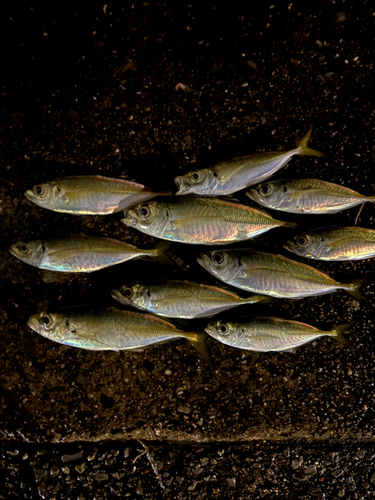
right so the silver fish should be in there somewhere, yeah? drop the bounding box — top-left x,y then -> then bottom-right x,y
25,175 -> 171,215
122,197 -> 295,245
197,249 -> 369,300
111,279 -> 272,319
9,235 -> 165,272
247,178 -> 375,214
27,307 -> 210,361
174,129 -> 323,196
284,226 -> 375,261
205,316 -> 354,352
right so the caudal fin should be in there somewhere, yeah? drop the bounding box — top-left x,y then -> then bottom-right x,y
147,241 -> 172,261
281,220 -> 299,229
157,190 -> 173,197
190,331 -> 213,367
332,321 -> 356,349
246,294 -> 274,305
296,129 -> 325,157
347,276 -> 374,302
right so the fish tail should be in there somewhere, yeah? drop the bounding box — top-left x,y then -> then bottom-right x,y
189,331 -> 213,367
147,241 -> 172,261
281,220 -> 299,229
346,276 -> 374,302
331,321 -> 356,350
296,129 -> 325,157
246,294 -> 274,305
157,190 -> 173,197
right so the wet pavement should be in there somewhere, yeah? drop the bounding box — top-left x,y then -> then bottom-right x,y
1,1 -> 375,498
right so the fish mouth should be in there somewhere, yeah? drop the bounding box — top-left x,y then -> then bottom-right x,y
204,324 -> 218,338
196,254 -> 212,272
27,315 -> 41,333
25,189 -> 36,202
245,188 -> 258,200
8,244 -> 18,258
121,209 -> 138,227
282,241 -> 294,253
174,177 -> 189,196
111,288 -> 128,305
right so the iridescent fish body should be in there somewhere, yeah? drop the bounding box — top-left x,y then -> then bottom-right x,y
205,316 -> 354,352
174,130 -> 323,197
122,197 -> 295,245
112,279 -> 271,319
25,175 -> 171,215
284,226 -> 375,261
247,178 -> 375,214
197,249 -> 368,300
9,235 -> 163,272
27,307 -> 209,361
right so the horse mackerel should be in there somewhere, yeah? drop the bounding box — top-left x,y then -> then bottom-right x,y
197,249 -> 370,300
205,316 -> 355,352
174,129 -> 323,197
112,279 -> 272,319
28,307 -> 211,363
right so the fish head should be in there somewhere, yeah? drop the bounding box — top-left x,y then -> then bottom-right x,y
175,168 -> 217,196
9,240 -> 46,268
197,250 -> 241,282
122,201 -> 164,236
247,180 -> 287,209
283,232 -> 324,259
28,310 -> 70,343
111,283 -> 149,310
205,320 -> 238,345
25,181 -> 63,210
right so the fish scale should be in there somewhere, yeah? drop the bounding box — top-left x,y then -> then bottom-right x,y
27,307 -> 211,363
205,316 -> 354,352
25,175 -> 171,215
284,226 -> 375,261
112,279 -> 271,319
9,235 -> 163,272
174,129 -> 323,197
247,178 -> 375,214
198,249 -> 369,300
122,197 -> 295,245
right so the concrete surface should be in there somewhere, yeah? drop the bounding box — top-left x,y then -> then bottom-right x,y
1,1 -> 375,498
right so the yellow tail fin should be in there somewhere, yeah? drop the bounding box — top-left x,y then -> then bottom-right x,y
296,129 -> 325,157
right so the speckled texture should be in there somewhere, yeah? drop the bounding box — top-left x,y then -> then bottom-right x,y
1,441 -> 375,499
1,0 -> 375,497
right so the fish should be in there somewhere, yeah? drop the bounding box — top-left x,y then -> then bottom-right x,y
9,235 -> 166,272
197,249 -> 371,300
111,279 -> 272,319
246,178 -> 375,214
121,197 -> 296,245
27,307 -> 211,362
174,129 -> 323,197
205,316 -> 354,352
25,175 -> 172,215
284,226 -> 375,261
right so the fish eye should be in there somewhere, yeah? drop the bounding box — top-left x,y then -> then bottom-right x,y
218,323 -> 230,335
33,185 -> 45,197
19,242 -> 29,253
123,287 -> 133,298
212,252 -> 225,265
260,184 -> 271,195
139,204 -> 151,219
191,171 -> 200,181
296,235 -> 309,247
41,314 -> 52,327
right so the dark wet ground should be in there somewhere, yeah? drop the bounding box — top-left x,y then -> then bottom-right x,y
1,1 -> 375,498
